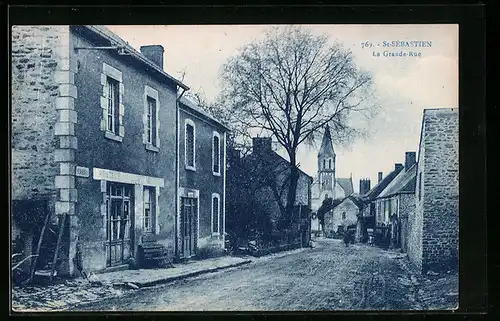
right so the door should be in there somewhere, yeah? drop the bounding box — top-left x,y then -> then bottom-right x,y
180,197 -> 198,258
106,183 -> 134,267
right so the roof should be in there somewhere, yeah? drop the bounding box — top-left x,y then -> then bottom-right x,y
328,194 -> 363,212
75,26 -> 189,90
318,198 -> 343,213
337,178 -> 354,196
377,163 -> 417,198
179,97 -> 230,131
244,148 -> 313,181
362,166 -> 404,201
318,124 -> 335,157
347,194 -> 364,209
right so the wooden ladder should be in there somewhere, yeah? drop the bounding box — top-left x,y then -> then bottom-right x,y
49,213 -> 68,282
25,206 -> 51,285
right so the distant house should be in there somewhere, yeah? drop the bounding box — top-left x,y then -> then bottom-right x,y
177,97 -> 230,259
375,152 -> 417,251
356,165 -> 404,244
227,137 -> 313,250
407,108 -> 458,273
323,195 -> 363,238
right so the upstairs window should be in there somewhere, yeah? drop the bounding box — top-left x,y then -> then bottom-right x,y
329,159 -> 332,169
212,132 -> 221,175
323,159 -> 326,169
185,119 -> 196,170
146,97 -> 157,146
143,85 -> 160,151
101,63 -> 124,142
106,77 -> 120,134
342,212 -> 346,220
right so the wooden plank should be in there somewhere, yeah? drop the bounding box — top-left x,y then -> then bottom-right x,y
50,214 -> 67,282
26,204 -> 51,284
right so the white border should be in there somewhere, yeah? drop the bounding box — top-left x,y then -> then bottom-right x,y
222,131 -> 227,245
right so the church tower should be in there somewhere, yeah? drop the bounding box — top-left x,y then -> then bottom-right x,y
317,124 -> 336,200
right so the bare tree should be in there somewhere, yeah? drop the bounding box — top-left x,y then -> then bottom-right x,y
220,25 -> 377,220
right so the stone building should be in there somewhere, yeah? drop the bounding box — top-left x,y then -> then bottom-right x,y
375,152 -> 417,251
11,25 -> 227,276
177,97 -> 229,259
323,195 -> 362,238
356,166 -> 403,243
311,125 -> 354,233
407,108 -> 459,273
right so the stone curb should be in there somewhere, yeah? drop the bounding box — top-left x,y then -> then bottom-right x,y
134,259 -> 253,288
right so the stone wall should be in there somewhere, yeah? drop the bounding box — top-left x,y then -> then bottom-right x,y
11,25 -> 80,275
409,108 -> 459,273
398,193 -> 415,253
11,26 -> 68,203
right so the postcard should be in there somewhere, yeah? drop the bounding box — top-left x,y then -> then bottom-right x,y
11,23 -> 458,312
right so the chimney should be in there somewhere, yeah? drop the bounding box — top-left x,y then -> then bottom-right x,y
405,152 -> 416,170
359,179 -> 371,195
140,45 -> 164,70
378,172 -> 383,183
252,137 -> 272,155
395,163 -> 404,171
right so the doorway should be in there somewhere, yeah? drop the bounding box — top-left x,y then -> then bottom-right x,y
180,196 -> 198,258
105,183 -> 134,267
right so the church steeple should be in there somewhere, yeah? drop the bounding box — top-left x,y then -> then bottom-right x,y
317,124 -> 336,199
318,124 -> 335,158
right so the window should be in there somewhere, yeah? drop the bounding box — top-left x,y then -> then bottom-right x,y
185,120 -> 196,170
377,202 -> 381,223
329,159 -> 332,169
385,200 -> 390,222
342,212 -> 346,220
106,77 -> 120,134
212,132 -> 221,175
146,97 -> 157,146
101,63 -> 124,142
212,193 -> 220,234
418,172 -> 422,201
323,159 -> 326,169
143,187 -> 155,233
143,85 -> 160,151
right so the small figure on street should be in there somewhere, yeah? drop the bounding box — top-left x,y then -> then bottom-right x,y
368,235 -> 375,246
343,230 -> 351,247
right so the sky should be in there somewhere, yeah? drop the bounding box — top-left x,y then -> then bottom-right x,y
107,24 -> 458,193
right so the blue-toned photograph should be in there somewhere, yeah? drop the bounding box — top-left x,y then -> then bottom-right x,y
10,24 -> 459,312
